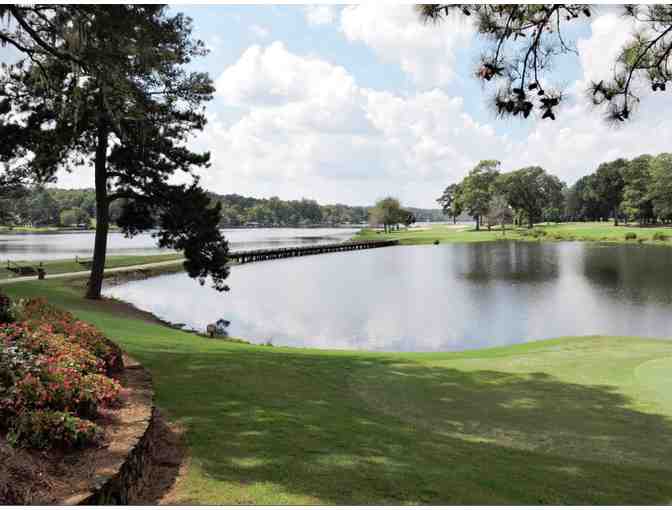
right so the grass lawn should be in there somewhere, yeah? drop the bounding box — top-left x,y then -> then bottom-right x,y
355,221 -> 672,246
0,253 -> 183,280
0,225 -> 122,233
3,278 -> 672,504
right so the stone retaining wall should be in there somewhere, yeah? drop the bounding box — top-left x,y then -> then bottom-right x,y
60,357 -> 160,505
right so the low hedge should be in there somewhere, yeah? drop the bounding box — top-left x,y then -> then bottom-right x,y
0,297 -> 122,449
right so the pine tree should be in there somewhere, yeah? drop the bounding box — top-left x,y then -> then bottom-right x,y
417,5 -> 672,121
0,6 -> 228,298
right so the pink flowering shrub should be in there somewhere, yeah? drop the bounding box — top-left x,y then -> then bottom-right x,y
7,410 -> 102,449
0,297 -> 122,449
14,299 -> 121,370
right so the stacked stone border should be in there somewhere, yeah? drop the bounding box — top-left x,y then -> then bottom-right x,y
60,355 -> 159,505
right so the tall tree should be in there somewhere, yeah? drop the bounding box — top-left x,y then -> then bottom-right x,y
648,153 -> 672,222
369,197 -> 404,233
417,5 -> 672,122
0,6 -> 228,298
459,160 -> 500,231
401,210 -> 416,228
622,155 -> 654,224
498,166 -> 564,228
436,183 -> 463,224
593,159 -> 627,226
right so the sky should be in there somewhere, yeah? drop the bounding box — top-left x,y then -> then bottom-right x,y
8,4 -> 672,208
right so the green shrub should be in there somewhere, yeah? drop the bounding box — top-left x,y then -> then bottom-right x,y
624,232 -> 637,240
652,231 -> 669,241
524,228 -> 547,238
7,410 -> 101,449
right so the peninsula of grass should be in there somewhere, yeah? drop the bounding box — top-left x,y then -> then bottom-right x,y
3,277 -> 672,504
0,253 -> 183,280
0,225 -> 122,234
355,221 -> 672,246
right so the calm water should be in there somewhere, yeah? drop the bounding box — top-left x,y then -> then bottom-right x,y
0,227 -> 359,261
104,242 -> 672,352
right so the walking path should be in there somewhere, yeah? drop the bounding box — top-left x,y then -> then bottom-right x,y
0,258 -> 186,285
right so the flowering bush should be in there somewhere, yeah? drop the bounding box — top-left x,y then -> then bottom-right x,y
7,410 -> 102,449
13,299 -> 121,371
0,297 -> 123,449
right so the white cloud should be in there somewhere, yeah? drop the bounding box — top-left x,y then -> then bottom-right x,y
216,41 -> 360,110
340,4 -> 473,87
249,24 -> 269,40
200,42 -> 509,205
576,12 -> 634,85
37,9 -> 672,207
304,5 -> 336,27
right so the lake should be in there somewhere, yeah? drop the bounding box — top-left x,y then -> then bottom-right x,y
104,241 -> 672,352
0,227 -> 360,261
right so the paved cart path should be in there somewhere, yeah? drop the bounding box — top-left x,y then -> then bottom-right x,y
0,258 -> 186,285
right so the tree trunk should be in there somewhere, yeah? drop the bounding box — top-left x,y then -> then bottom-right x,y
475,215 -> 480,231
613,208 -> 619,226
528,215 -> 533,229
453,216 -> 456,225
85,117 -> 110,300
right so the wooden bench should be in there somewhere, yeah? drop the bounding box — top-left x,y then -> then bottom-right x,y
7,265 -> 37,276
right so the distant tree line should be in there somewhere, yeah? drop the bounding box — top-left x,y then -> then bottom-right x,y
0,188 -> 446,229
211,193 -> 443,227
0,187 -> 125,228
437,153 -> 672,230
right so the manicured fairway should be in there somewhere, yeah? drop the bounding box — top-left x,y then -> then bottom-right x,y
3,279 -> 672,504
355,222 -> 672,246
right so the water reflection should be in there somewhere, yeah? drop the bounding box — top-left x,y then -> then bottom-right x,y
455,242 -> 560,284
104,242 -> 672,352
581,244 -> 672,304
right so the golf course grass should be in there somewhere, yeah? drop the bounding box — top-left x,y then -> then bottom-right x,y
0,253 -> 183,280
355,221 -> 672,246
3,277 -> 672,504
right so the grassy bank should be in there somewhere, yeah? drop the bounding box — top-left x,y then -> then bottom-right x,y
2,277 -> 672,504
0,225 -> 122,234
355,222 -> 672,246
0,253 -> 183,280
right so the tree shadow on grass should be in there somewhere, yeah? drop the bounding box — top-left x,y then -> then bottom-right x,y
151,348 -> 672,505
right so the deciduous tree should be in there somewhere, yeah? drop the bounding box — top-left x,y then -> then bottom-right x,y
498,166 -> 564,228
459,160 -> 501,231
436,183 -> 463,224
648,153 -> 672,221
593,159 -> 627,226
622,155 -> 654,224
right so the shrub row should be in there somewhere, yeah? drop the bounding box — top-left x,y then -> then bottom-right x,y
0,297 -> 122,449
